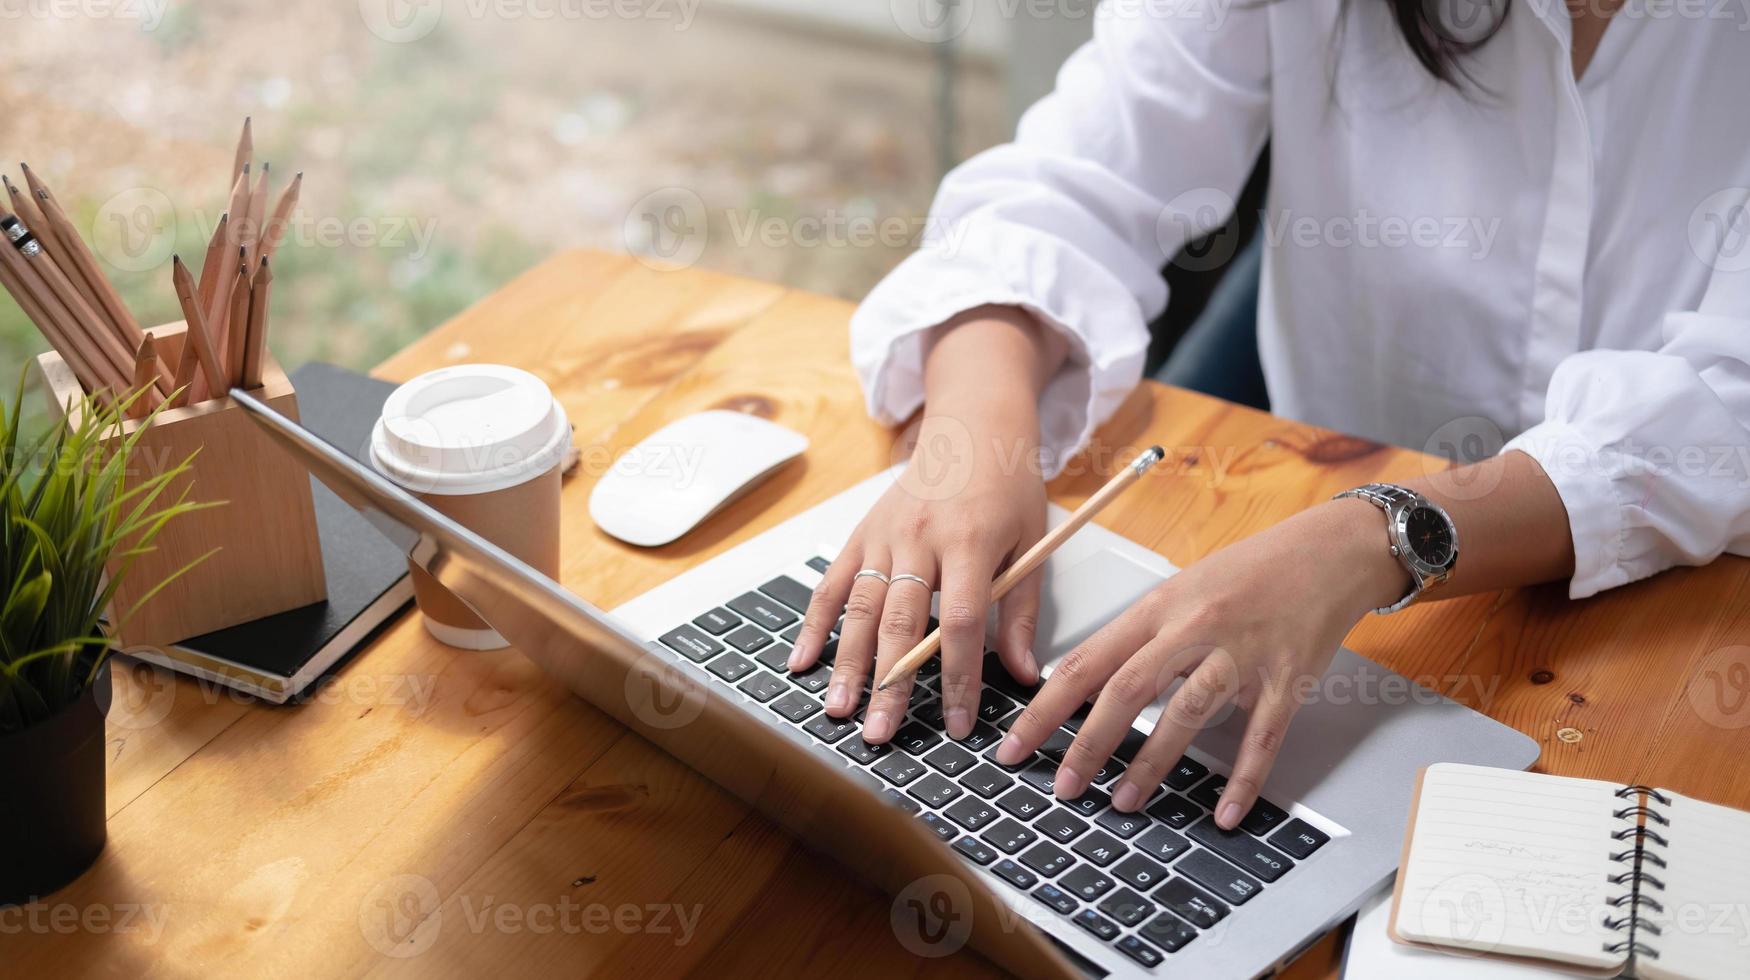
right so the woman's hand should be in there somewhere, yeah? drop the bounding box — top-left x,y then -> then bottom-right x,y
788,306 -> 1068,743
994,498 -> 1412,829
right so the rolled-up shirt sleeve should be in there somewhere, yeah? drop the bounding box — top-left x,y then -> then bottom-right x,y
1505,230 -> 1750,598
850,5 -> 1272,477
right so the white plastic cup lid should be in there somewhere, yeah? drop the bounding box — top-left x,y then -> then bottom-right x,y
370,364 -> 570,495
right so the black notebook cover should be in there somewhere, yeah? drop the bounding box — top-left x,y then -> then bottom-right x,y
159,363 -> 413,699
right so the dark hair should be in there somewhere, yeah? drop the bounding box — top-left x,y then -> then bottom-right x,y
1383,0 -> 1513,85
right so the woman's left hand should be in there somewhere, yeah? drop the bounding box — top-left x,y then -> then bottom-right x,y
993,497 -> 1412,830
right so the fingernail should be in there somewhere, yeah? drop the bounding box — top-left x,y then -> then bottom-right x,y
865,708 -> 895,741
1111,782 -> 1142,811
1022,651 -> 1039,682
994,734 -> 1025,766
1053,767 -> 1083,799
944,707 -> 971,740
1218,802 -> 1243,828
825,681 -> 851,714
787,647 -> 805,671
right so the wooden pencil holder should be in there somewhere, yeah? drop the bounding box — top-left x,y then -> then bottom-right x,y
34,321 -> 327,651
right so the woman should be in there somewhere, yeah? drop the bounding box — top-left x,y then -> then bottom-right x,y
788,1 -> 1750,830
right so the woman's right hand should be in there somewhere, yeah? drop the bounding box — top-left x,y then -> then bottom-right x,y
786,308 -> 1068,743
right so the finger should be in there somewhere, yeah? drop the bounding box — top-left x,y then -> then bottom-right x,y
1215,690 -> 1297,829
994,597 -> 1160,766
993,518 -> 1045,685
1095,652 -> 1241,805
937,543 -> 1002,740
791,540 -> 860,672
1053,636 -> 1204,800
862,550 -> 938,743
824,546 -> 890,718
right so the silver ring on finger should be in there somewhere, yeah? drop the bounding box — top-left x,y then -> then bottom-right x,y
854,568 -> 891,585
889,573 -> 932,590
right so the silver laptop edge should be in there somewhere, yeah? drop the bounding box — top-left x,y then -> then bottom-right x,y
234,390 -> 1540,978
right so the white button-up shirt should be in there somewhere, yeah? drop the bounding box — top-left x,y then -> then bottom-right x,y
851,0 -> 1750,598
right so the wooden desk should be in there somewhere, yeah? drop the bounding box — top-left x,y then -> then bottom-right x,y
7,250 -> 1747,978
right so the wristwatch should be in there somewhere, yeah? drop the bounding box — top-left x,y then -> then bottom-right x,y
1333,483 -> 1459,614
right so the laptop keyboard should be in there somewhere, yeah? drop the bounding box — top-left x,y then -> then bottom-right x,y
657,565 -> 1331,970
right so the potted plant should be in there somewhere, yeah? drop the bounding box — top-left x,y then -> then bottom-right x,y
0,375 -> 209,906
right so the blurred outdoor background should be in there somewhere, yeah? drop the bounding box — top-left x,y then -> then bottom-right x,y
2,0 -> 1094,416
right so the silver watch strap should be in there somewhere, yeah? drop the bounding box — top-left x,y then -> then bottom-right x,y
1334,483 -> 1423,614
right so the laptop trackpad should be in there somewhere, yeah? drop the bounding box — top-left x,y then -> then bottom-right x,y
1033,548 -> 1168,667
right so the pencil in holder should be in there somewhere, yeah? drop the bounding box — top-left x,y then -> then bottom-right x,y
33,320 -> 327,651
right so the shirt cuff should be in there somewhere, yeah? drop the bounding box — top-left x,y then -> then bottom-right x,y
1501,420 -> 1629,599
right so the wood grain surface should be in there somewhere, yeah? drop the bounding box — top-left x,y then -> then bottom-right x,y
5,249 -> 1746,979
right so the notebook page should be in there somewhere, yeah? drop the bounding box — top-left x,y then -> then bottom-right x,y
1395,764 -> 1623,971
1638,792 -> 1750,980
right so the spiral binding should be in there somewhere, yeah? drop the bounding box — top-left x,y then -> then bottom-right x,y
1602,785 -> 1672,961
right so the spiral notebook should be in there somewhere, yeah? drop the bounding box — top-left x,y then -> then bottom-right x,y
1389,764 -> 1750,980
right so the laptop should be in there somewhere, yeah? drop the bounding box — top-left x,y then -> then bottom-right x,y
233,390 -> 1540,978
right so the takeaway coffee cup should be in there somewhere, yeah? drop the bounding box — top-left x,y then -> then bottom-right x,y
370,364 -> 570,650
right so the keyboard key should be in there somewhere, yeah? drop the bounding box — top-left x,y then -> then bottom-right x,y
706,653 -> 756,682
736,671 -> 787,702
1091,758 -> 1126,785
1152,876 -> 1229,929
1019,841 -> 1074,877
945,798 -> 1000,831
873,753 -> 928,787
976,692 -> 1017,725
1111,727 -> 1150,762
803,713 -> 857,744
1115,935 -> 1164,968
1031,883 -> 1078,915
1018,761 -> 1058,793
883,789 -> 919,814
1166,756 -> 1209,791
692,607 -> 741,635
758,575 -> 815,614
728,591 -> 798,631
1176,849 -> 1263,905
789,663 -> 832,694
1071,830 -> 1127,867
1095,808 -> 1150,840
1061,865 -> 1116,901
1135,825 -> 1192,864
910,699 -> 945,728
658,624 -> 723,662
1188,774 -> 1227,810
754,642 -> 794,673
1037,729 -> 1075,764
979,818 -> 1037,854
1146,793 -> 1202,830
780,623 -> 802,644
924,743 -> 977,777
960,722 -> 1001,752
805,555 -> 832,574
958,764 -> 1015,799
917,812 -> 957,842
1097,887 -> 1156,927
1064,787 -> 1112,819
1238,798 -> 1291,837
769,690 -> 821,723
1139,911 -> 1199,953
983,744 -> 1032,773
990,859 -> 1038,890
723,624 -> 773,654
952,837 -> 997,866
982,658 -> 1040,701
1187,816 -> 1295,882
996,786 -> 1050,821
907,774 -> 963,809
837,737 -> 889,765
1111,854 -> 1170,891
892,720 -> 943,756
1071,908 -> 1121,942
1035,810 -> 1090,844
1268,818 -> 1331,859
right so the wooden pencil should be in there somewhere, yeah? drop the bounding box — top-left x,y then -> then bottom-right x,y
233,117 -> 253,186
20,164 -> 152,359
225,165 -> 251,247
2,206 -> 139,389
3,175 -> 50,251
171,255 -> 228,396
195,212 -> 229,326
243,162 -> 271,265
242,256 -> 271,388
225,254 -> 251,386
202,216 -> 244,351
875,446 -> 1168,691
127,334 -> 159,419
261,171 -> 301,261
0,228 -> 126,392
0,249 -> 108,398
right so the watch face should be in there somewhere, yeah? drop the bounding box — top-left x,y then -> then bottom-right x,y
1404,506 -> 1455,567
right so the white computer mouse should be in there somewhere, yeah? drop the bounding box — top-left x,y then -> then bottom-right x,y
589,410 -> 808,547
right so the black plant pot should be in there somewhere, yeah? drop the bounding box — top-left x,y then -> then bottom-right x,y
0,662 -> 112,906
